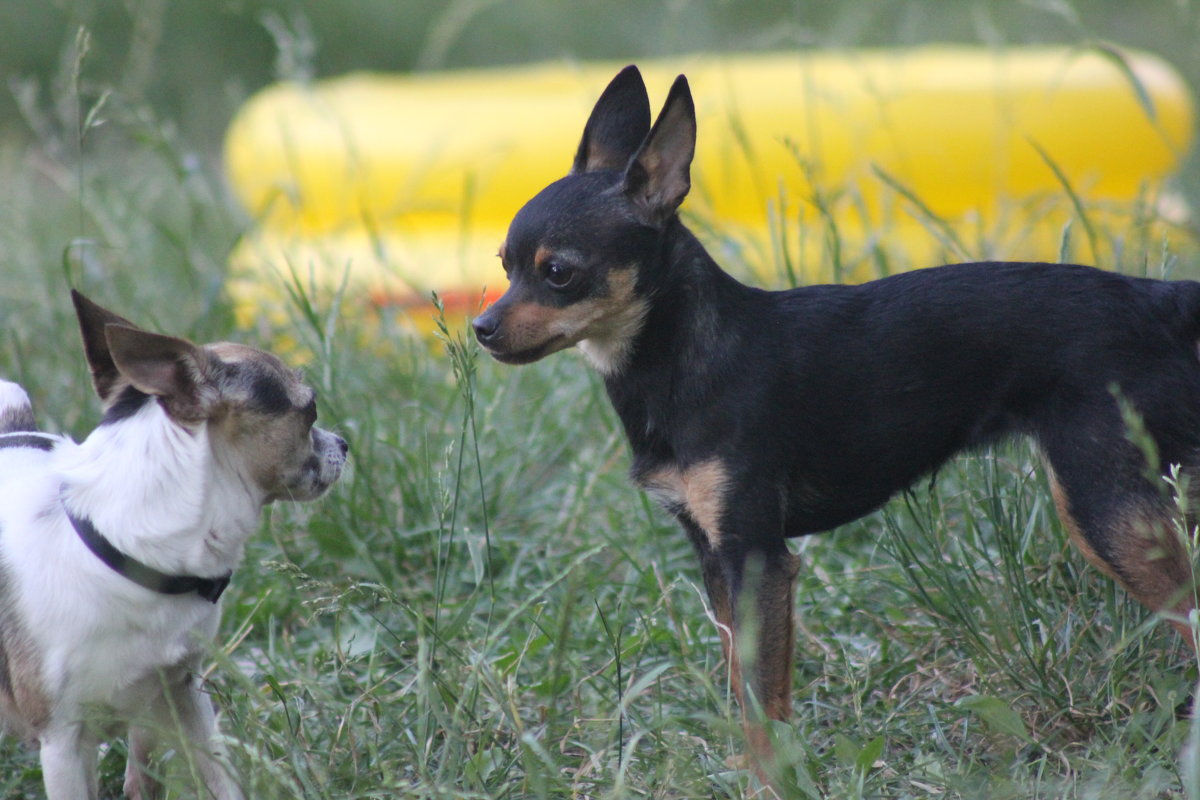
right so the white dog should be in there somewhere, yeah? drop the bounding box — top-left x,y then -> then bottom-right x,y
0,291 -> 347,799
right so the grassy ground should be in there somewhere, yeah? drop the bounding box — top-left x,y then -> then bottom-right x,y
5,6 -> 1200,800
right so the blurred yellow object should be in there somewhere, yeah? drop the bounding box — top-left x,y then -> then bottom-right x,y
224,47 -> 1193,328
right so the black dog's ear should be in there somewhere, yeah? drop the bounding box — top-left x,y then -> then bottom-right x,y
572,65 -> 652,174
72,289 -> 140,403
623,74 -> 696,226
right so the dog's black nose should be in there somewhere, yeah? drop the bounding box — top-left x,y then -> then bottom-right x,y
472,312 -> 500,344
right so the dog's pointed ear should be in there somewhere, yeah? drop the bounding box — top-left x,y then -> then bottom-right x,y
72,290 -> 140,402
104,325 -> 211,420
623,74 -> 696,226
572,65 -> 652,174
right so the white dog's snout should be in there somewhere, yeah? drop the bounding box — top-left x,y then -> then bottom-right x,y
313,427 -> 349,479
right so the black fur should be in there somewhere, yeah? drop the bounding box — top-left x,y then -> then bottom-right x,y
474,65 -> 1200,777
0,435 -> 54,452
101,385 -> 155,426
624,247 -> 1200,538
246,369 -> 296,415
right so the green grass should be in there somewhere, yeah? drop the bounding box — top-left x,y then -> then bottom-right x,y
7,7 -> 1200,799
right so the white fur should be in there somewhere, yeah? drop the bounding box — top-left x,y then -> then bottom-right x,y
0,379 -> 35,433
575,274 -> 650,376
0,401 -> 256,800
57,401 -> 261,577
580,332 -> 639,375
0,380 -> 31,415
0,294 -> 347,799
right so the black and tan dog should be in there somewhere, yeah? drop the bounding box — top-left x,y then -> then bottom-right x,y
474,65 -> 1200,775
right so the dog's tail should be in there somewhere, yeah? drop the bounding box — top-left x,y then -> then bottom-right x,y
0,380 -> 36,434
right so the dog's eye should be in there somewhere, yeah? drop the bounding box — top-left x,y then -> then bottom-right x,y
545,261 -> 575,289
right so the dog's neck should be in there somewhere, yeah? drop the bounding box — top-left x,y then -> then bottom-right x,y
600,219 -> 755,458
57,397 -> 262,578
626,222 -> 750,365
580,218 -> 737,377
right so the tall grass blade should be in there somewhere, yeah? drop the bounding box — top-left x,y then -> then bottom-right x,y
871,164 -> 972,261
1027,137 -> 1100,263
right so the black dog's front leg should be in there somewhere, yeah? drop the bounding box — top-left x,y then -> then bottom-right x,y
680,518 -> 738,680
683,505 -> 801,777
726,542 -> 802,750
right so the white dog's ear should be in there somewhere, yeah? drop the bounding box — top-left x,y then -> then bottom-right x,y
72,289 -> 140,403
104,325 -> 211,421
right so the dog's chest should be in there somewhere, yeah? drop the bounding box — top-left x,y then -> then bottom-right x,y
5,525 -> 217,711
48,598 -> 216,709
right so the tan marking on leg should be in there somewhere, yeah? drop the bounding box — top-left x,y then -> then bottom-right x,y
1047,465 -> 1197,653
692,530 -> 798,793
682,460 -> 730,548
1046,470 -> 1119,581
737,551 -> 802,789
1108,506 -> 1200,656
1109,505 -> 1194,617
123,726 -> 160,800
641,458 -> 730,548
639,465 -> 685,509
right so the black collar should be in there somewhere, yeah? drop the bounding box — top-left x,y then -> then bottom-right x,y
65,506 -> 232,604
0,433 -> 56,451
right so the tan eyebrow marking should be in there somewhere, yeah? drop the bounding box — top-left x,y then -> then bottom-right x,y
534,246 -> 556,273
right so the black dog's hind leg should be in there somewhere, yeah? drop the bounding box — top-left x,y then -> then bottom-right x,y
1044,457 -> 1199,650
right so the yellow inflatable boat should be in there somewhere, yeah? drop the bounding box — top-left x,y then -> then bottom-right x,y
224,47 -> 1193,325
